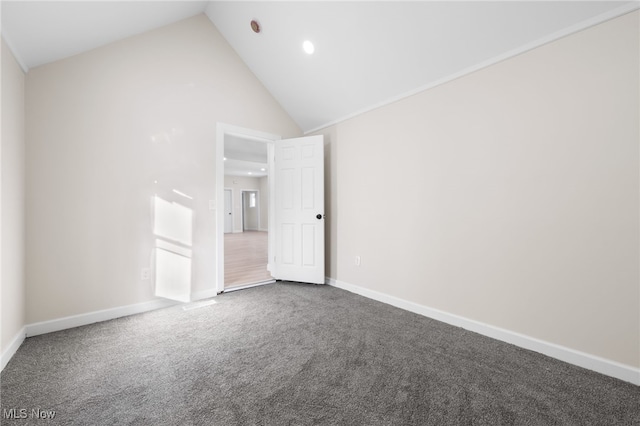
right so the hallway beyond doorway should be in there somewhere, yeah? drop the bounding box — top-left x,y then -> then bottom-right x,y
224,231 -> 271,289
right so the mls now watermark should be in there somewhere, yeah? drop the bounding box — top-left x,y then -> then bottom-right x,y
3,408 -> 56,420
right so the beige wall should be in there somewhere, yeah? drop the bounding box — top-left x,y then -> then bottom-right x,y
316,12 -> 639,368
25,15 -> 301,323
1,38 -> 26,353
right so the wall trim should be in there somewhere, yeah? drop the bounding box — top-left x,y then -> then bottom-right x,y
9,279 -> 638,386
191,288 -> 219,301
223,280 -> 275,293
326,277 -> 640,386
23,290 -> 221,339
1,327 -> 26,371
304,3 -> 640,135
25,298 -> 180,337
6,292 -> 217,369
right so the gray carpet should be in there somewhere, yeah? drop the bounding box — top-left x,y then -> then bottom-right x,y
1,282 -> 638,425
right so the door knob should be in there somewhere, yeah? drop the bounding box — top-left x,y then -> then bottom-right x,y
316,214 -> 323,220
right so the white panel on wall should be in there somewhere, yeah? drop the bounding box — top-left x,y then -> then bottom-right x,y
155,245 -> 191,303
153,196 -> 193,246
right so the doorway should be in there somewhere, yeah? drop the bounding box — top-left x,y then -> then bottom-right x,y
225,187 -> 269,289
216,124 -> 279,293
242,190 -> 259,231
215,124 -> 326,293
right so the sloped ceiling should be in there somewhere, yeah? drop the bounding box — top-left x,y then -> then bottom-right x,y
1,1 -> 210,69
205,1 -> 637,133
2,1 -> 637,134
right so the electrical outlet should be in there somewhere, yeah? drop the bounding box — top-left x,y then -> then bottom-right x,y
355,256 -> 361,266
141,268 -> 151,280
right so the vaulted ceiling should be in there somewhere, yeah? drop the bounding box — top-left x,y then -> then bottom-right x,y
205,1 -> 637,133
2,1 -> 637,134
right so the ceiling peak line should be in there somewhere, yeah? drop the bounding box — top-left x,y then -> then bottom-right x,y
303,1 -> 640,135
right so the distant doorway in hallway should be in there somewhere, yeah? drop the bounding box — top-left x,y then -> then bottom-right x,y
224,189 -> 232,234
241,190 -> 260,231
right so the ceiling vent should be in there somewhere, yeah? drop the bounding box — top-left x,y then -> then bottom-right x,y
250,20 -> 260,34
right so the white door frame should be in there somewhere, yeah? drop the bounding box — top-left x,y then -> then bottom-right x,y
215,123 -> 280,294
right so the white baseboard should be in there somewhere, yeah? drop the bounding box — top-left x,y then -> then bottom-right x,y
326,277 -> 640,386
25,298 -> 180,337
223,280 -> 275,293
1,327 -> 26,371
23,288 -> 223,340
191,288 -> 219,301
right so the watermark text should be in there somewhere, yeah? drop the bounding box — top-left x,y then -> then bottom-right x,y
3,408 -> 56,420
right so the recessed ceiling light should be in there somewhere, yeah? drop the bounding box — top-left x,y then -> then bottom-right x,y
248,172 -> 253,175
303,40 -> 314,55
260,168 -> 266,171
223,157 -> 227,161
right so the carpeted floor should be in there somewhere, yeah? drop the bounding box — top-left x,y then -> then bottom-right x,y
1,282 -> 638,425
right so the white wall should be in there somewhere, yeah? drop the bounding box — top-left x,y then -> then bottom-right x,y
25,15 -> 301,324
317,12 -> 639,370
1,38 -> 26,357
224,175 -> 262,233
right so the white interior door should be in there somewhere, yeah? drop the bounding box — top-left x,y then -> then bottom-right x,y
272,135 -> 324,284
224,189 -> 232,233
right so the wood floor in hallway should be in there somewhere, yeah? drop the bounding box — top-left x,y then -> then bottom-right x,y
224,231 -> 272,289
